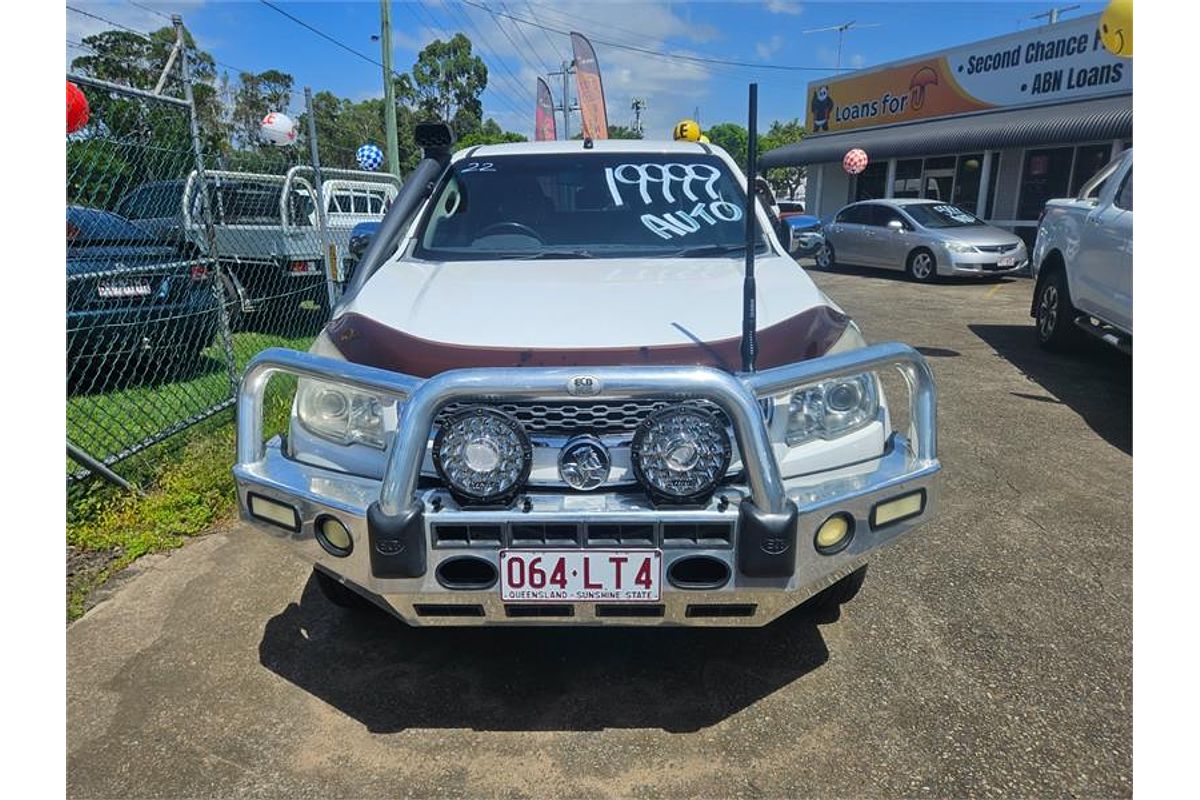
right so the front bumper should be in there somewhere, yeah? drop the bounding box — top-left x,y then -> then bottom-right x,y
233,343 -> 940,626
941,247 -> 1029,276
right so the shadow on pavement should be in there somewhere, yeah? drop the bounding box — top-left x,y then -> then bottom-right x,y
259,574 -> 831,733
970,323 -> 1131,455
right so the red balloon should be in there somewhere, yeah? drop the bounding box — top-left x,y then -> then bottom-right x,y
67,81 -> 89,134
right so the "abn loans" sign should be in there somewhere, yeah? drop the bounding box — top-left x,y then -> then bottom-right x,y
806,14 -> 1131,135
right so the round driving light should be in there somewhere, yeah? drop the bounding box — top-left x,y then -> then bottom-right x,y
631,406 -> 732,504
316,515 -> 353,557
814,513 -> 854,555
432,407 -> 532,505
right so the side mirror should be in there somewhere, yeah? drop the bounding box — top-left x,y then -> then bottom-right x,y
887,219 -> 905,232
776,218 -> 797,253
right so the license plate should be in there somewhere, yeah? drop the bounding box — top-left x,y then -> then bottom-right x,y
97,279 -> 152,298
500,549 -> 662,602
997,256 -> 1016,267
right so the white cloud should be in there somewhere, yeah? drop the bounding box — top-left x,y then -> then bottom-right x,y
67,1 -> 210,68
755,35 -> 784,61
414,1 -> 722,139
765,1 -> 803,16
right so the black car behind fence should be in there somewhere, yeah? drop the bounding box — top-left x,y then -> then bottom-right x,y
66,69 -> 347,495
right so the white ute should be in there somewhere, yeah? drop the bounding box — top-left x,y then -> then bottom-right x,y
232,125 -> 942,627
1031,149 -> 1133,353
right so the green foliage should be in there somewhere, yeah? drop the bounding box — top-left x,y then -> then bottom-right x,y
232,69 -> 295,148
410,33 -> 488,139
458,118 -> 528,148
71,25 -> 228,155
760,118 -> 807,198
606,125 -> 643,140
705,122 -> 748,168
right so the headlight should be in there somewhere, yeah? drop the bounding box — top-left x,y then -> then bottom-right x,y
785,373 -> 879,446
631,407 -> 732,505
432,407 -> 532,505
945,241 -> 977,254
295,378 -> 389,449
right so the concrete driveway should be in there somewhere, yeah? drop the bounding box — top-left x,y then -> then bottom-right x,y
67,265 -> 1131,798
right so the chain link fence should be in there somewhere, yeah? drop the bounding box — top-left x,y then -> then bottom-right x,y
67,29 -> 401,496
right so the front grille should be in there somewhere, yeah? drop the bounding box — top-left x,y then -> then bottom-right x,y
436,399 -> 726,435
974,243 -> 1018,254
431,520 -> 735,549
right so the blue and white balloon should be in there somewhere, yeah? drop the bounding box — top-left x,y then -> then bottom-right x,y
356,144 -> 384,171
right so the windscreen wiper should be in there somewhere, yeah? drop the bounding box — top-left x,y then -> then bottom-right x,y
672,243 -> 763,258
502,249 -> 594,259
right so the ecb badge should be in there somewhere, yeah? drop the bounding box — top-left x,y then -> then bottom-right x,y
558,435 -> 611,491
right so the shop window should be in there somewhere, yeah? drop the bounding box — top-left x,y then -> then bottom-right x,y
1070,144 -> 1115,196
892,159 -> 922,197
1017,146 -> 1073,220
952,153 -> 984,213
852,162 -> 888,201
921,156 -> 956,202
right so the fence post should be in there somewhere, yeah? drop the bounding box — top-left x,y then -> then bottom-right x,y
175,14 -> 239,395
304,87 -> 339,312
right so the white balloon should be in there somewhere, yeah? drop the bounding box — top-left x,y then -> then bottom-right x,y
260,112 -> 297,146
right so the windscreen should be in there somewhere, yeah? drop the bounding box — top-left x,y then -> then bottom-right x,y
412,152 -> 765,260
904,203 -> 984,228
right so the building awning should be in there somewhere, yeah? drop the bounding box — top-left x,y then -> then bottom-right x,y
759,95 -> 1132,168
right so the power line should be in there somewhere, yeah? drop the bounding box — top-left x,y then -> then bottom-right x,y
443,0 -> 536,106
524,1 -> 568,64
501,1 -> 554,75
409,0 -> 531,120
256,0 -> 402,78
125,1 -> 171,21
459,0 -> 840,72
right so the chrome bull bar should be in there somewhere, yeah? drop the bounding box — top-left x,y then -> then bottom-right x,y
237,341 -> 936,513
235,342 -> 938,614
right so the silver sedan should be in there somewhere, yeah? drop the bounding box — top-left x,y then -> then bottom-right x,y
815,199 -> 1028,282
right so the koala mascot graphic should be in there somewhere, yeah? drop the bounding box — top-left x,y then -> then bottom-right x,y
811,86 -> 834,132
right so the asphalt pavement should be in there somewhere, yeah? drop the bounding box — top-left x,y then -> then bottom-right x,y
67,264 -> 1132,798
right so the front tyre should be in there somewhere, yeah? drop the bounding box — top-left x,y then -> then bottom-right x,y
805,565 -> 868,613
815,242 -> 836,269
907,249 -> 937,282
313,567 -> 372,610
1034,268 -> 1080,351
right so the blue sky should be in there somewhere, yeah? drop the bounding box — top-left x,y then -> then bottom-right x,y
66,1 -> 1106,139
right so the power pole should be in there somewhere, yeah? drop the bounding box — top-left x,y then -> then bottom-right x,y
548,60 -> 578,140
1031,5 -> 1080,25
379,0 -> 400,177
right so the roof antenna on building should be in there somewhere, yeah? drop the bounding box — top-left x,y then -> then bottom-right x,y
741,82 -> 759,374
801,20 -> 882,74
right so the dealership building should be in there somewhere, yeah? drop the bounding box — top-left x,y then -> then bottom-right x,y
760,12 -> 1132,249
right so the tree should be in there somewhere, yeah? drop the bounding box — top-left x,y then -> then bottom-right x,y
606,125 -> 643,139
231,70 -> 294,148
71,25 -> 228,154
457,118 -> 527,148
410,33 -> 488,138
705,122 -> 748,169
760,118 -> 807,199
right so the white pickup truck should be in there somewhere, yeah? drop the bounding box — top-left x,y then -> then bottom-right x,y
1031,149 -> 1132,353
231,126 -> 941,628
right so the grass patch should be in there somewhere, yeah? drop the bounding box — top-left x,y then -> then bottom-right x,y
66,332 -> 307,621
68,330 -> 315,477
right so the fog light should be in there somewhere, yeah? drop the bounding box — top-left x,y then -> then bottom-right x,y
316,515 -> 353,557
871,490 -> 926,528
248,493 -> 299,532
814,513 -> 854,554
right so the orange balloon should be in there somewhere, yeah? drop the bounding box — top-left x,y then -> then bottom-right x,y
67,81 -> 89,134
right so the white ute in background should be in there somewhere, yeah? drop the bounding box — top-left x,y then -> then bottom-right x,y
1031,149 -> 1132,353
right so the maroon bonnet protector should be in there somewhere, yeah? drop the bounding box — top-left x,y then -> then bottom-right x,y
326,306 -> 850,378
